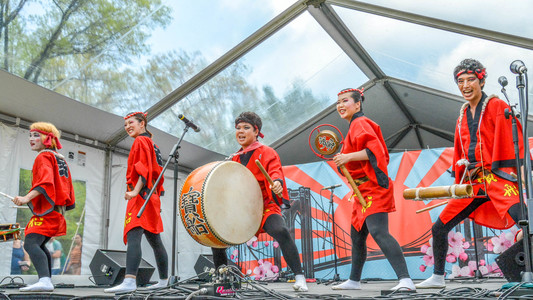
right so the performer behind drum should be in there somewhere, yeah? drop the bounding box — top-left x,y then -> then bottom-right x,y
331,88 -> 415,291
13,122 -> 75,292
211,111 -> 308,292
416,59 -> 523,288
105,112 -> 168,293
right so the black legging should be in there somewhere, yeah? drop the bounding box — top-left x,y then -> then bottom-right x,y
24,233 -> 52,278
126,227 -> 168,279
212,214 -> 303,275
432,199 -> 521,275
349,212 -> 409,281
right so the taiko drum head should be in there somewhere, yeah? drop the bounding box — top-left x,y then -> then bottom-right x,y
179,161 -> 263,248
314,129 -> 340,155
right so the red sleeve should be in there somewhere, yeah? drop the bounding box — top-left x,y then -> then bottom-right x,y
491,99 -> 525,177
31,154 -> 55,197
29,153 -> 56,215
127,136 -> 164,194
262,147 -> 289,200
128,137 -> 152,186
353,119 -> 390,188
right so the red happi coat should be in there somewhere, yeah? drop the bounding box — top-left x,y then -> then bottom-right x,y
232,142 -> 288,231
341,112 -> 395,231
26,150 -> 75,237
443,94 -> 522,229
123,133 -> 165,244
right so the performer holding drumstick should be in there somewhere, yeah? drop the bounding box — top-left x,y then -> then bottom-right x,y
12,122 -> 75,292
211,111 -> 308,292
331,88 -> 415,291
105,112 -> 168,293
416,59 -> 524,288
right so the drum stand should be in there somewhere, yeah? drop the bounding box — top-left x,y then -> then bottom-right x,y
323,185 -> 341,285
137,123 -> 193,285
501,74 -> 533,285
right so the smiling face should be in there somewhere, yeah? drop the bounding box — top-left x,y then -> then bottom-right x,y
29,131 -> 46,151
457,72 -> 484,104
336,93 -> 361,121
124,116 -> 145,138
235,121 -> 257,149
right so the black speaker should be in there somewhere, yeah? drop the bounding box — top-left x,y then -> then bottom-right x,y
89,249 -> 155,286
194,254 -> 238,280
496,241 -> 525,282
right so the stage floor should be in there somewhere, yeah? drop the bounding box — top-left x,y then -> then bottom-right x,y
0,276 -> 530,299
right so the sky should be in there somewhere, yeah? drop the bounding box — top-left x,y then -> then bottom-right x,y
144,0 -> 533,110
15,0 -> 533,152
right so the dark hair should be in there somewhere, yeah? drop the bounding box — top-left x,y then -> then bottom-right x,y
125,112 -> 152,137
453,58 -> 487,88
235,111 -> 262,137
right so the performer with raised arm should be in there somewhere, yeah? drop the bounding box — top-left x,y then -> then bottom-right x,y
416,59 -> 523,288
13,122 -> 75,292
211,111 -> 308,292
105,112 -> 168,294
331,88 -> 415,291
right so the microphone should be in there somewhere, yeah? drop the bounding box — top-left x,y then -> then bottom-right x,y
498,76 -> 508,88
322,184 -> 342,190
178,114 -> 200,132
510,60 -> 527,74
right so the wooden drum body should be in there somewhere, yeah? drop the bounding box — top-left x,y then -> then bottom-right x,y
179,161 -> 263,248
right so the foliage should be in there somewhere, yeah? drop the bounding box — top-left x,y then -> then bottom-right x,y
0,0 -> 171,84
0,1 -> 329,155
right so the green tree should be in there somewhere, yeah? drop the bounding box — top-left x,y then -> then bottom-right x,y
0,0 -> 171,87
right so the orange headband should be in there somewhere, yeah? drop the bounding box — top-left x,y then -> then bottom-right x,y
124,112 -> 147,120
30,129 -> 62,149
338,88 -> 364,97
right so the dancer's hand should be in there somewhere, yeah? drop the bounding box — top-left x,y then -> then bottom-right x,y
13,195 -> 30,206
125,191 -> 138,200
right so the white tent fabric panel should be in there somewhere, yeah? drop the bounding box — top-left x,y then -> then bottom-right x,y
0,122 -> 106,276
0,123 -> 22,275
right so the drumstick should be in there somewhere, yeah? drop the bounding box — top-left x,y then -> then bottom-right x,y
416,200 -> 448,214
340,165 -> 366,206
255,160 -> 282,198
0,191 -> 14,200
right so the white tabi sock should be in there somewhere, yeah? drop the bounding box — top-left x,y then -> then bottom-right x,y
293,274 -> 308,292
104,277 -> 137,293
146,278 -> 169,290
20,277 -> 54,292
331,279 -> 361,290
415,274 -> 445,289
391,278 -> 416,291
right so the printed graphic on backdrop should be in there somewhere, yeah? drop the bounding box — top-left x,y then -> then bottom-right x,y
227,148 -> 518,280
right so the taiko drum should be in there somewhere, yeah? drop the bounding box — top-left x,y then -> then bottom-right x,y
179,161 -> 263,248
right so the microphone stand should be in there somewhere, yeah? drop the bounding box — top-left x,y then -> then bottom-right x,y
501,78 -> 533,283
137,124 -> 192,284
323,185 -> 341,285
514,71 -> 533,283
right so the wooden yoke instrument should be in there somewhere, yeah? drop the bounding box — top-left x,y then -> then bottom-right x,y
308,124 -> 367,207
403,184 -> 474,214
